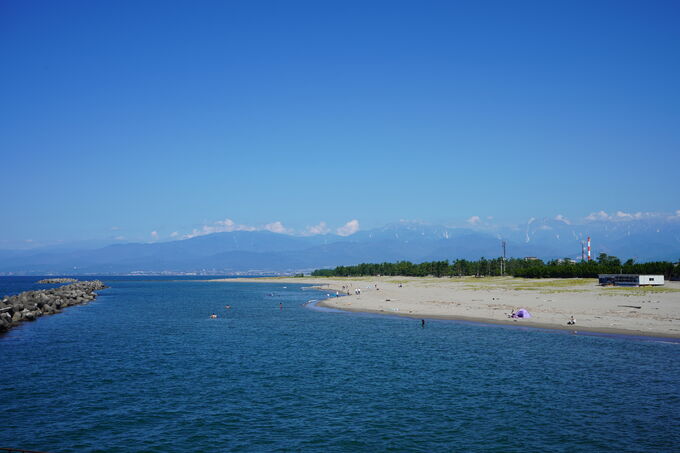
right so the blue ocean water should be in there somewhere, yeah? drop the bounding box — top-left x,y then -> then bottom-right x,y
1,277 -> 678,452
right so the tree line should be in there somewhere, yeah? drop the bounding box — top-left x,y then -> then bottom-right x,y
311,254 -> 680,279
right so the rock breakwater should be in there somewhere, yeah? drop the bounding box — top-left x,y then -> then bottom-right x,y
0,280 -> 108,333
37,278 -> 78,284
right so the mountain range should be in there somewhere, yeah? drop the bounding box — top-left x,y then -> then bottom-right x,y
1,218 -> 679,275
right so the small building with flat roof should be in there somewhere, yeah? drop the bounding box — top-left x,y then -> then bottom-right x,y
598,274 -> 664,286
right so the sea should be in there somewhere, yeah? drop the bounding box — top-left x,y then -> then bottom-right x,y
1,276 -> 678,452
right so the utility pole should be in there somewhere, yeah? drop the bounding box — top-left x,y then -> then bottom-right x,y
501,240 -> 507,276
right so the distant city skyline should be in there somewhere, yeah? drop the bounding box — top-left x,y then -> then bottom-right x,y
2,1 -> 679,248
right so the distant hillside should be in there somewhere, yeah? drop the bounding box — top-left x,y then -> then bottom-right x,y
1,219 -> 678,274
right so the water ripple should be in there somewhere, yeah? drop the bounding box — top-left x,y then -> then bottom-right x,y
1,279 -> 678,451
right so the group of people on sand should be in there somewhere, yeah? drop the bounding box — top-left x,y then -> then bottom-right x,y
338,283 -> 383,296
341,284 -> 357,296
338,284 -> 373,296
340,284 -> 368,296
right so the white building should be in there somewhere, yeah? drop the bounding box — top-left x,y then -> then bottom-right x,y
598,274 -> 664,286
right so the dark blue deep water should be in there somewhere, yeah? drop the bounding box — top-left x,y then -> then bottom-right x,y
1,277 -> 679,452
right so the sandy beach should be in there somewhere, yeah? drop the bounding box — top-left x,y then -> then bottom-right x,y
215,276 -> 680,339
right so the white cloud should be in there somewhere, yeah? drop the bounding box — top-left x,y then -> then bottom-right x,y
110,226 -> 121,231
114,235 -> 126,241
585,210 -> 674,222
150,231 -> 159,240
555,214 -> 571,224
305,221 -> 330,235
467,216 -> 481,225
337,219 -> 360,236
264,221 -> 291,234
585,210 -> 611,221
184,218 -> 256,239
615,210 -> 634,219
170,231 -> 179,238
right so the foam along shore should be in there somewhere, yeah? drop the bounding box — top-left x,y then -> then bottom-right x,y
213,276 -> 680,339
0,280 -> 108,333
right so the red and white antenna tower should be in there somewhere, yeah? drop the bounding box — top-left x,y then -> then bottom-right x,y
587,236 -> 591,261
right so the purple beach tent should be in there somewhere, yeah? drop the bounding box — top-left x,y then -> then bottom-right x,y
515,308 -> 531,318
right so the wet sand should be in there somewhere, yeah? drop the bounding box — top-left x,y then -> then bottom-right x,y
212,276 -> 680,339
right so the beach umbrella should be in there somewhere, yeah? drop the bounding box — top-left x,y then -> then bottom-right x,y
515,308 -> 531,318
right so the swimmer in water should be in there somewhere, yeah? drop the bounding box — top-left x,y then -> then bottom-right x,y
210,313 -> 217,319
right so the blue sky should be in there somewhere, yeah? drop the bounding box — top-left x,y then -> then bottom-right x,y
1,0 -> 679,247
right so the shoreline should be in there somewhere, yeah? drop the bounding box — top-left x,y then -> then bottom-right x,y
211,276 -> 680,340
315,299 -> 680,340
